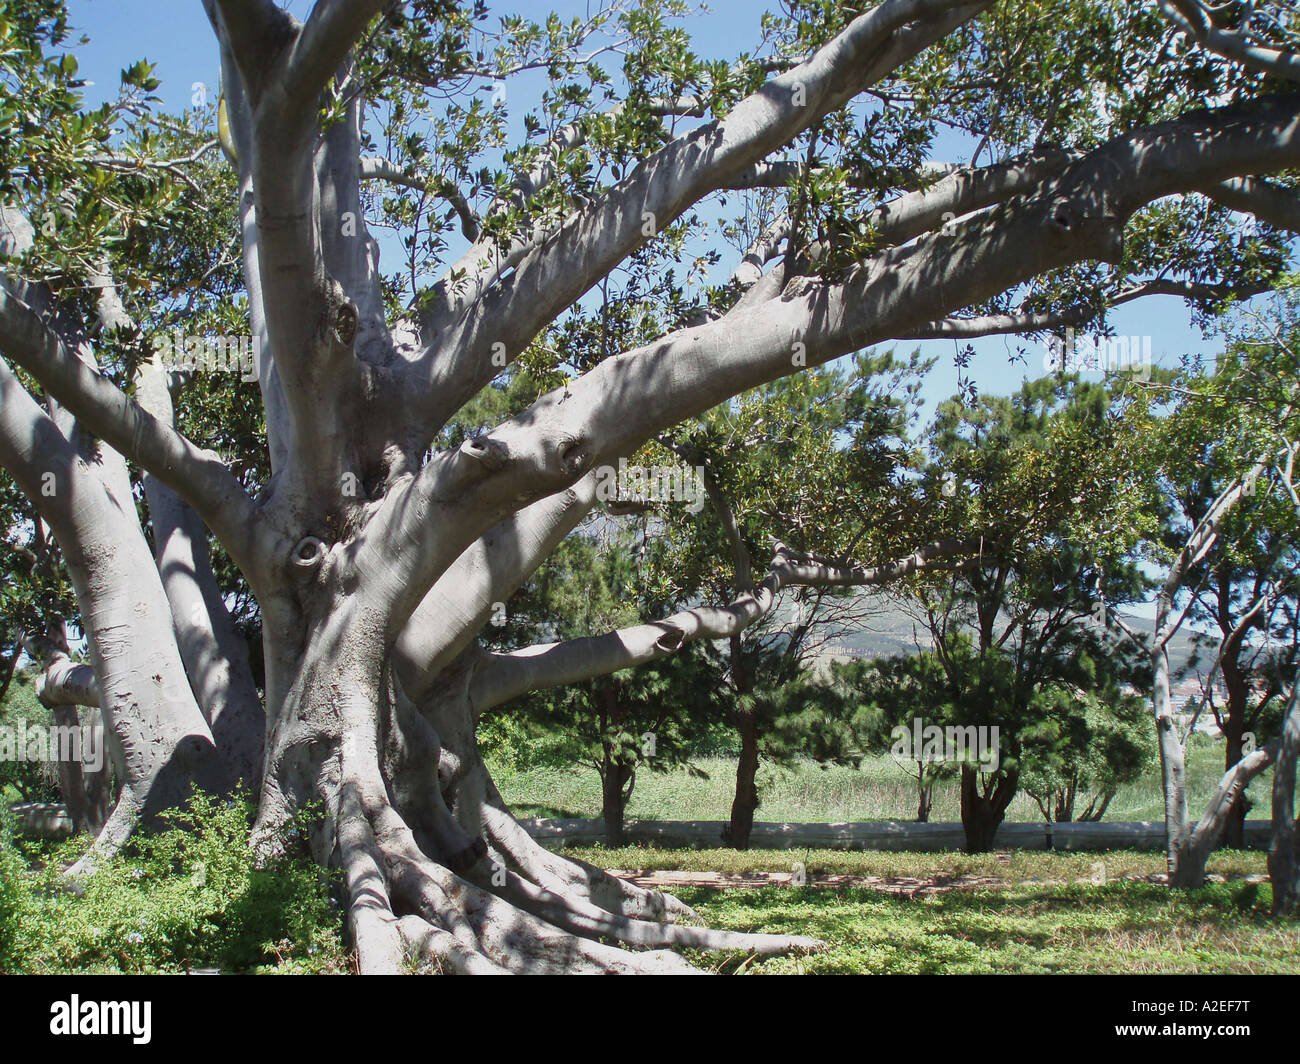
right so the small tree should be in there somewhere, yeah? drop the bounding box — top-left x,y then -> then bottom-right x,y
788,652 -> 959,822
1107,330 -> 1300,887
1020,686 -> 1153,823
909,377 -> 1150,850
482,528 -> 725,846
656,353 -> 933,846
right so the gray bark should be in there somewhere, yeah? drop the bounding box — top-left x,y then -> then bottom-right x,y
1113,462 -> 1280,887
2,0 -> 1300,971
1269,460 -> 1300,913
1269,673 -> 1300,915
0,360 -> 230,868
27,641 -> 112,836
136,363 -> 265,791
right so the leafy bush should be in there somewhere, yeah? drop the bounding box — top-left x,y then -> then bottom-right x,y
0,674 -> 62,803
0,792 -> 347,974
0,806 -> 27,969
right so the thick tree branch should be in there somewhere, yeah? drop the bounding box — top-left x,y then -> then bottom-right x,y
34,653 -> 100,708
393,473 -> 600,701
1190,740 -> 1279,849
204,0 -> 294,104
470,538 -> 981,711
366,92 -> 1300,637
1203,176 -> 1300,232
865,145 -> 1081,248
0,286 -> 265,577
406,0 -> 996,440
136,360 -> 266,788
210,0 -> 390,518
281,0 -> 390,119
215,49 -> 291,473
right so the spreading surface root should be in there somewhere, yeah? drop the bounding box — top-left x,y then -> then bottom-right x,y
342,791 -> 823,974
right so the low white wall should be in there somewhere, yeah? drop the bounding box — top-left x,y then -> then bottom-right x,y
520,817 -> 1275,851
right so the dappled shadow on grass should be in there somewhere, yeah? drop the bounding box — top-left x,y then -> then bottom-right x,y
671,879 -> 1299,975
2,795 -> 347,975
510,804 -> 588,820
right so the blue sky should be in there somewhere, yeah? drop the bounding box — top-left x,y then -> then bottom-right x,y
50,0 -> 1259,634
61,0 -> 1226,417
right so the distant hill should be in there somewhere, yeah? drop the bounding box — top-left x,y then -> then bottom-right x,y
798,592 -> 1204,678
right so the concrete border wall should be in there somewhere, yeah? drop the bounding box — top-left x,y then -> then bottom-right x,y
10,803 -> 1275,851
7,802 -> 75,840
520,817 -> 1275,851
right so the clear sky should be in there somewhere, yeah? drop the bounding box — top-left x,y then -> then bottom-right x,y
60,0 -> 1227,416
50,0 -> 1254,634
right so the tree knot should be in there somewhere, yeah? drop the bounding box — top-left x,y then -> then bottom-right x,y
334,301 -> 358,347
460,435 -> 510,471
291,535 -> 328,571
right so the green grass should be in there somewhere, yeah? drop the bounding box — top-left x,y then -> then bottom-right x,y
0,795 -> 347,975
683,881 -> 1298,973
572,847 -> 1297,974
562,845 -> 1269,881
4,724 -> 1284,975
5,805 -> 1292,973
493,738 -> 1248,823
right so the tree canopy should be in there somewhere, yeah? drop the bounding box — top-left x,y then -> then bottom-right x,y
3,0 -> 1300,971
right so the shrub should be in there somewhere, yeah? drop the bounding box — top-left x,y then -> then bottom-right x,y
0,792 -> 347,974
0,675 -> 63,803
0,806 -> 28,969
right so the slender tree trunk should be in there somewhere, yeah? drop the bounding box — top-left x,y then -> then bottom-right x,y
601,756 -> 632,848
727,713 -> 760,849
1167,836 -> 1211,888
725,634 -> 759,849
1152,645 -> 1196,882
1053,781 -> 1075,822
1079,789 -> 1114,822
48,705 -> 110,835
1222,657 -> 1249,848
960,765 -> 1017,852
916,764 -> 932,822
1269,674 -> 1300,915
137,364 -> 265,792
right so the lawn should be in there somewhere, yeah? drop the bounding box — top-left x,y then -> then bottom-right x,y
7,731 -> 1292,975
5,810 -> 1295,973
492,738 -> 1249,824
571,847 -> 1299,974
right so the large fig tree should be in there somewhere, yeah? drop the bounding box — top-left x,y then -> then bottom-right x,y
4,0 -> 1300,972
